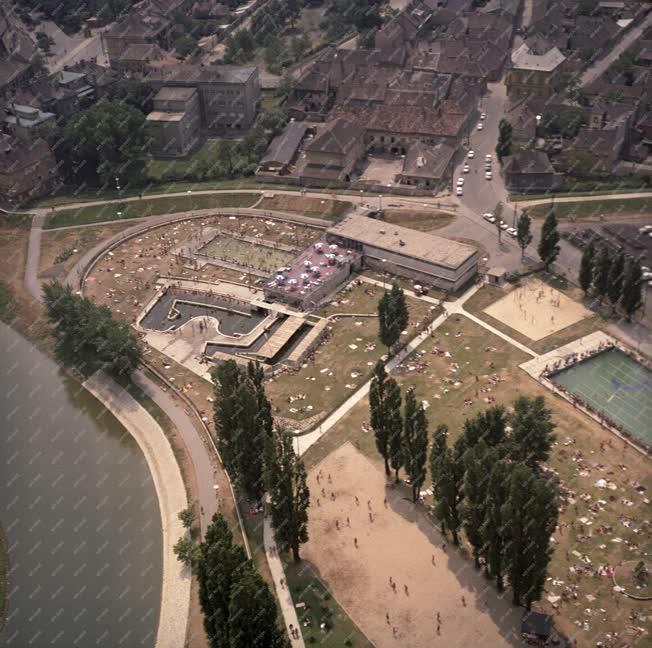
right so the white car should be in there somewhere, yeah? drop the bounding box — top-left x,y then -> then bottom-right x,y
500,221 -> 509,230
485,154 -> 492,162
467,150 -> 475,159
485,171 -> 492,180
457,177 -> 464,186
483,213 -> 496,223
456,186 -> 463,196
507,227 -> 518,237
477,123 -> 484,130
463,163 -> 470,173
480,112 -> 486,120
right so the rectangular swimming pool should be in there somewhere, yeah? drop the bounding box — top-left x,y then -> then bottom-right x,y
550,348 -> 652,447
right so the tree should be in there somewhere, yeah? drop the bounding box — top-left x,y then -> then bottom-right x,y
402,388 -> 429,502
233,379 -> 267,502
369,360 -> 391,476
386,379 -> 403,483
42,281 -> 142,377
620,256 -> 644,322
62,99 -> 151,187
211,360 -> 242,471
503,464 -> 558,607
592,244 -> 611,305
175,34 -> 198,57
521,476 -> 559,609
537,210 -> 560,271
179,507 -> 195,529
509,396 -> 556,468
458,405 -> 507,455
578,239 -> 595,295
607,251 -> 626,312
228,562 -> 287,648
516,211 -> 533,261
174,536 -> 200,568
197,514 -> 248,648
462,441 -> 494,568
482,458 -> 510,590
106,78 -> 155,114
431,447 -> 462,545
496,118 -> 512,160
378,283 -> 409,353
358,28 -> 377,49
264,427 -> 310,562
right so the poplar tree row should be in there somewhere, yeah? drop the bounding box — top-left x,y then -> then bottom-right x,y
197,514 -> 288,648
211,359 -> 310,562
377,283 -> 410,353
369,364 -> 559,608
579,241 -> 644,321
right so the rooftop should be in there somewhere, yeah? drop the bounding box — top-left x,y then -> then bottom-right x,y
401,141 -> 455,180
306,119 -> 361,156
260,121 -> 307,166
327,214 -> 477,270
504,150 -> 554,175
146,111 -> 185,122
154,86 -> 197,100
146,64 -> 257,85
511,42 -> 565,72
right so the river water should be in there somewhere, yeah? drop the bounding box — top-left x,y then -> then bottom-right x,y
0,323 -> 162,647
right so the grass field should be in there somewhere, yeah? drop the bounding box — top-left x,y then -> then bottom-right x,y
265,283 -> 436,426
256,195 -> 353,222
526,196 -> 652,219
147,141 -> 226,182
283,560 -> 374,647
200,236 -> 295,273
301,314 -> 651,647
45,193 -> 260,229
381,209 -> 456,231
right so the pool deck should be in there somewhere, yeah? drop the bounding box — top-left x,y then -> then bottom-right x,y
521,331 -> 651,456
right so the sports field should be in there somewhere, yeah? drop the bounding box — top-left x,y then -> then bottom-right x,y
551,348 -> 652,445
199,237 -> 295,273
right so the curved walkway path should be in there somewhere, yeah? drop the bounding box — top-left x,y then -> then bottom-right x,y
84,370 -> 190,648
516,191 -> 652,207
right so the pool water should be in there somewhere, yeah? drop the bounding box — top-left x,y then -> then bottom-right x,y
551,348 -> 652,446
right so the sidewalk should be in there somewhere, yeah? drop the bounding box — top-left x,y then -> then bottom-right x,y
264,514 -> 305,648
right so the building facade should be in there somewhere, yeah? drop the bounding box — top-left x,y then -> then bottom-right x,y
146,87 -> 201,156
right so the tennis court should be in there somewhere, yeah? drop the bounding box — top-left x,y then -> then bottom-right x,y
551,348 -> 652,446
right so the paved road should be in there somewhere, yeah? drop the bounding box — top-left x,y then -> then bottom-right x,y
132,369 -> 219,538
24,212 -> 47,300
516,191 -> 652,207
580,11 -> 652,87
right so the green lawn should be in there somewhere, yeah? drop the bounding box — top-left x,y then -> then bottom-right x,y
148,141 -> 228,182
45,193 -> 260,229
526,196 -> 652,219
284,560 -> 373,647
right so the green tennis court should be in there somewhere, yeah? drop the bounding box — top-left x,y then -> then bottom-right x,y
551,348 -> 652,446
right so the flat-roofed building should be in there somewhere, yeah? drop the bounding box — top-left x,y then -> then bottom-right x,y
327,214 -> 478,291
258,121 -> 308,175
146,86 -> 200,156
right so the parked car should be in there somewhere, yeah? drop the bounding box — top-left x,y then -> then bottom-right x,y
484,163 -> 492,171
457,177 -> 464,186
463,163 -> 470,173
480,112 -> 486,120
477,123 -> 484,130
456,186 -> 463,196
485,154 -> 492,162
507,227 -> 518,237
485,171 -> 492,180
483,213 -> 496,223
467,150 -> 475,159
500,221 -> 509,230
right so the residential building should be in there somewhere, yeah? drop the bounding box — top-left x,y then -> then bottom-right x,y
146,87 -> 201,156
115,43 -> 166,74
0,6 -> 37,94
145,64 -> 260,132
298,119 -> 365,186
326,213 -> 479,291
506,40 -> 566,98
3,103 -> 55,137
0,134 -> 58,205
502,150 -> 560,193
396,141 -> 456,189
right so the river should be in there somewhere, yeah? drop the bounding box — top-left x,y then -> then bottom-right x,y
0,323 -> 162,647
